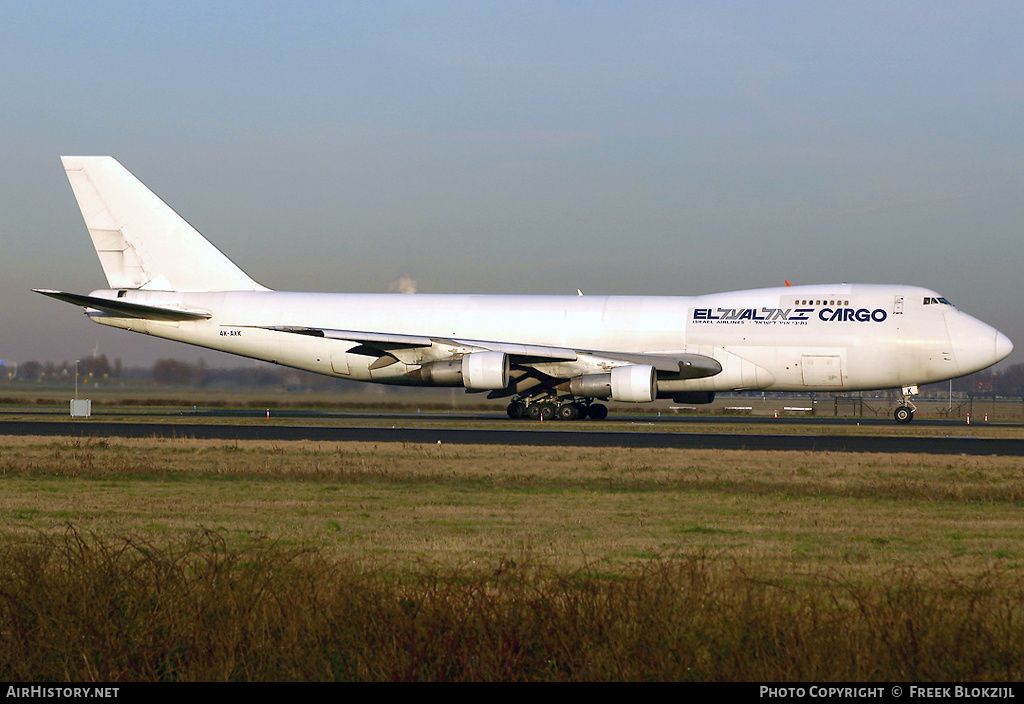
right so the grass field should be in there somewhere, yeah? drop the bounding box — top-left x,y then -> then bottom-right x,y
2,431 -> 1024,680
3,436 -> 1024,571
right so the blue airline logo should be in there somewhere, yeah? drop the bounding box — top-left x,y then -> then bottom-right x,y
691,307 -> 887,324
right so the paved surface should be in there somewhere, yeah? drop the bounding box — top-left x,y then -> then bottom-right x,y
1,418 -> 1020,455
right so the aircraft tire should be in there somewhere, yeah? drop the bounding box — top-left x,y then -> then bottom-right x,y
894,406 -> 914,424
557,403 -> 580,421
506,401 -> 526,419
587,403 -> 609,420
538,403 -> 557,421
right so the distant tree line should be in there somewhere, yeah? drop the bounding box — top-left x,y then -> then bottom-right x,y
942,362 -> 1024,398
10,355 -> 121,381
149,358 -> 338,390
4,355 -> 339,391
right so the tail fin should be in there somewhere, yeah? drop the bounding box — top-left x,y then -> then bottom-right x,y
61,156 -> 268,292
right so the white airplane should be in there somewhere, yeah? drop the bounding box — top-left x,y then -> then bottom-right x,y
37,156 -> 1012,423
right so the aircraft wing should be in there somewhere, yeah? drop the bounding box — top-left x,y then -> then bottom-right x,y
33,289 -> 212,321
256,325 -> 721,379
257,325 -> 578,369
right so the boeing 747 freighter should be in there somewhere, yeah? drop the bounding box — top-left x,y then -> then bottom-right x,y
37,157 -> 1013,422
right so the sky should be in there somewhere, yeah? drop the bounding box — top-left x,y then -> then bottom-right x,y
2,1 -> 1023,369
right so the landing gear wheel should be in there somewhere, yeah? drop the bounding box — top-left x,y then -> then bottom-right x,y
557,403 -> 580,421
506,401 -> 526,419
894,406 -> 915,424
525,404 -> 542,421
538,403 -> 557,421
587,403 -> 609,420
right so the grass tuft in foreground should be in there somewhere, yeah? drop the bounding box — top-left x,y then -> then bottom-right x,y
1,526 -> 1022,682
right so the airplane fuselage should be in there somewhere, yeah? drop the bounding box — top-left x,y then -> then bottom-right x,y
85,282 -> 1005,395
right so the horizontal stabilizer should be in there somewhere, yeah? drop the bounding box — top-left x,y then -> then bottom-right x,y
33,289 -> 212,321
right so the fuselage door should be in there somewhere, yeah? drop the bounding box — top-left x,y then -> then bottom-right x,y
801,355 -> 844,387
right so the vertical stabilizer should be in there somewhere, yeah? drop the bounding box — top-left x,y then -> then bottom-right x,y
61,156 -> 268,292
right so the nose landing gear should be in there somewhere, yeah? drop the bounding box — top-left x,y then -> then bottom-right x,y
894,385 -> 918,424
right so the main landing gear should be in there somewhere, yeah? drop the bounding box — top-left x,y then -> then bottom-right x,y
506,397 -> 608,421
894,385 -> 919,424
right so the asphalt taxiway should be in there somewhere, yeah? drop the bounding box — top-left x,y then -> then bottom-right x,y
1,411 -> 1022,455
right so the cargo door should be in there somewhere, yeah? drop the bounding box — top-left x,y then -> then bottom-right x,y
801,355 -> 844,387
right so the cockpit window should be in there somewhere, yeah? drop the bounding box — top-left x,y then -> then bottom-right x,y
923,296 -> 953,306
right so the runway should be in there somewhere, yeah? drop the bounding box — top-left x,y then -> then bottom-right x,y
2,416 -> 1022,455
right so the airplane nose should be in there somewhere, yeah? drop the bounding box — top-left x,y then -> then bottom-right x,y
996,331 -> 1014,362
950,314 -> 1013,376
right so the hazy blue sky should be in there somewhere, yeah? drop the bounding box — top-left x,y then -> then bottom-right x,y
3,1 -> 1023,368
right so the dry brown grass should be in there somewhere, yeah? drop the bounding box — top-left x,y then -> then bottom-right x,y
2,435 -> 1024,680
0,526 -> 1021,681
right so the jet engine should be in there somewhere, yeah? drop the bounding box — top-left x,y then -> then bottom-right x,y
568,364 -> 657,403
416,351 -> 509,390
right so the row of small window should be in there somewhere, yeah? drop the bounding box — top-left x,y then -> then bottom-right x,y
791,297 -> 952,307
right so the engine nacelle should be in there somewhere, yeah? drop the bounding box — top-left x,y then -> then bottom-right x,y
415,351 -> 509,390
416,358 -> 464,386
569,364 -> 657,403
569,374 -> 612,399
610,364 -> 656,403
462,351 -> 510,390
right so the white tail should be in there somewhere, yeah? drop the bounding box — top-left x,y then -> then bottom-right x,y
61,156 -> 268,292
